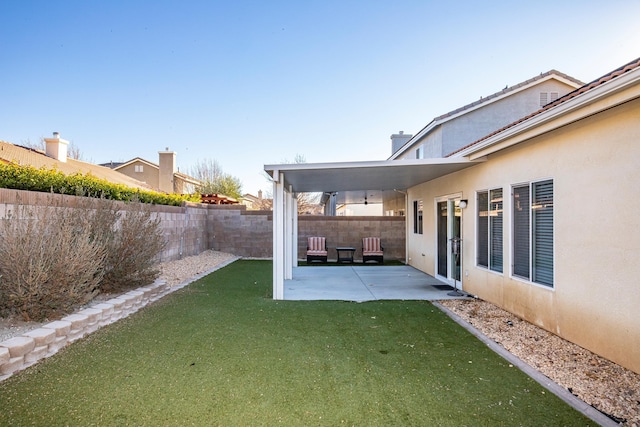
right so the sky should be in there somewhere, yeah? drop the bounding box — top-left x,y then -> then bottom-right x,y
1,1 -> 639,196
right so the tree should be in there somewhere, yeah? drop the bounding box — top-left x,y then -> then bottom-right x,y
262,154 -> 321,214
190,159 -> 243,200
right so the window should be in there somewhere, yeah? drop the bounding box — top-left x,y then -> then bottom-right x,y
477,188 -> 503,272
513,180 -> 554,287
134,164 -> 143,173
413,200 -> 423,234
550,92 -> 559,102
415,145 -> 424,159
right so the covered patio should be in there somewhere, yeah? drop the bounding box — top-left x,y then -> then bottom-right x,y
264,157 -> 485,300
284,264 -> 466,301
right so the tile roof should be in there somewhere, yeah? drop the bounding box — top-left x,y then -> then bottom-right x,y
447,56 -> 640,157
0,140 -> 152,189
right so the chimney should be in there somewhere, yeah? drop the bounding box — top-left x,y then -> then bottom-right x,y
158,147 -> 176,193
390,131 -> 412,156
44,132 -> 69,162
258,190 -> 263,200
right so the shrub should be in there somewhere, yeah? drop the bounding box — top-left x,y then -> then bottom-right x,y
0,199 -> 106,321
99,202 -> 166,294
0,163 -> 201,206
0,196 -> 168,320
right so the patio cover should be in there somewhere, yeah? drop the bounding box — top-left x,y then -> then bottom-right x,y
264,157 -> 484,299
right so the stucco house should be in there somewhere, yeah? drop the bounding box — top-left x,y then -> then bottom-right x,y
266,56 -> 640,374
384,70 -> 584,215
101,148 -> 200,194
0,133 -> 152,190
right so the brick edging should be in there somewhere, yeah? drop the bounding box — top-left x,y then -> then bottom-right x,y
0,257 -> 240,382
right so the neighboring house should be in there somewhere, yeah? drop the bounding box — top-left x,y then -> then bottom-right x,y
336,203 -> 383,216
101,148 -> 200,194
0,133 -> 152,190
242,190 -> 270,210
267,56 -> 640,374
384,70 -> 584,214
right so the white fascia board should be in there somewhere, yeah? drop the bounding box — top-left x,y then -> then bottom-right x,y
456,67 -> 640,160
265,157 -> 473,172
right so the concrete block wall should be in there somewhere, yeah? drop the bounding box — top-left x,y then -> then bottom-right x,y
207,205 -> 273,258
0,189 -> 406,262
155,202 -> 210,261
298,216 -> 406,262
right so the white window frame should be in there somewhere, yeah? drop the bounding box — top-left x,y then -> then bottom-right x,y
476,187 -> 503,273
134,164 -> 144,173
511,179 -> 555,288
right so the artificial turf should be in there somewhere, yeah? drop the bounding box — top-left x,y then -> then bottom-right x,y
0,260 -> 595,426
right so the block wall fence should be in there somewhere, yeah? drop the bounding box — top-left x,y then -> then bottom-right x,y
0,189 -> 406,261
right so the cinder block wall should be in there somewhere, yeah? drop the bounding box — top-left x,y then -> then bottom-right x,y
0,189 -> 405,261
155,203 -> 210,261
206,205 -> 273,258
298,216 -> 405,262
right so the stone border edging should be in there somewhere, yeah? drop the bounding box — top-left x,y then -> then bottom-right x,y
0,256 -> 241,382
432,301 -> 616,427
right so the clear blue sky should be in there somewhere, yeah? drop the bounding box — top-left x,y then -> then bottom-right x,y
2,1 -> 639,196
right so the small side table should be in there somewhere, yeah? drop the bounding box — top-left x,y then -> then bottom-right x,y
336,246 -> 356,263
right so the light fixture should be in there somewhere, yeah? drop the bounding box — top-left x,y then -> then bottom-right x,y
459,199 -> 468,209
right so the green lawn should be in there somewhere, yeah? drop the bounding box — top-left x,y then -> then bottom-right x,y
0,260 -> 594,426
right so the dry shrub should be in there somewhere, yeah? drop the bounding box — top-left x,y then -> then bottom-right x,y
0,196 -> 167,320
99,202 -> 166,293
0,200 -> 106,321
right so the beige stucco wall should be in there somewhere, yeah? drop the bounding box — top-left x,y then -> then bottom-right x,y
117,161 -> 159,189
406,96 -> 640,373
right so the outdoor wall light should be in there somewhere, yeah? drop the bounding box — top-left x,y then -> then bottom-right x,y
459,199 -> 468,209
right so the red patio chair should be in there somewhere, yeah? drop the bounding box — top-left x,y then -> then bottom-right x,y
362,237 -> 384,263
306,237 -> 328,263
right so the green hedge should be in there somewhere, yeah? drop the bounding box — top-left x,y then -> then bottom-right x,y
0,163 -> 200,206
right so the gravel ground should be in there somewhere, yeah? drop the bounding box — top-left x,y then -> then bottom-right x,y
1,252 -> 638,425
440,299 -> 640,426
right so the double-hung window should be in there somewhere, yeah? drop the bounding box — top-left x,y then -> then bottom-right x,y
413,200 -> 423,234
477,188 -> 503,272
512,180 -> 554,287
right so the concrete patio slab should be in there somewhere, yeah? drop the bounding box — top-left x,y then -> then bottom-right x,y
284,265 -> 467,301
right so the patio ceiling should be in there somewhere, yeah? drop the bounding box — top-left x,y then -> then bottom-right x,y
264,157 -> 484,194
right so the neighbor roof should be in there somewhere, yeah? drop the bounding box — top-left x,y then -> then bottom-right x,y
103,156 -> 201,186
0,141 -> 153,190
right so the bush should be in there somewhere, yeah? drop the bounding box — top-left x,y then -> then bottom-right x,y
0,163 -> 201,206
0,200 -> 106,321
0,196 -> 167,321
100,202 -> 166,293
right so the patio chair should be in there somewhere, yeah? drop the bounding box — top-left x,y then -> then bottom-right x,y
306,237 -> 328,263
362,237 -> 384,263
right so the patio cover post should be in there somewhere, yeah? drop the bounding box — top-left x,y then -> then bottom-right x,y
291,191 -> 298,269
284,186 -> 295,280
272,170 -> 285,300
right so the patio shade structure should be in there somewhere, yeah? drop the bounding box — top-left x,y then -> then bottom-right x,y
264,157 -> 485,300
